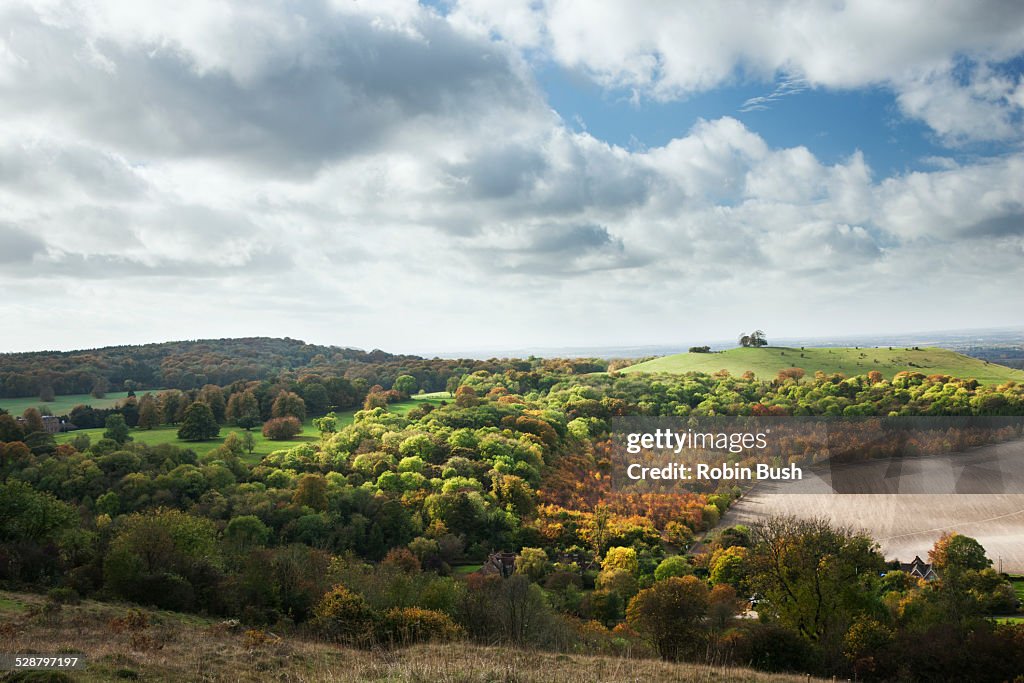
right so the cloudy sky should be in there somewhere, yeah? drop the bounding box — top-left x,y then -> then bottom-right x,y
1,0 -> 1023,355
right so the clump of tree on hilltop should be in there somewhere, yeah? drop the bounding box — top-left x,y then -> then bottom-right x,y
738,330 -> 768,347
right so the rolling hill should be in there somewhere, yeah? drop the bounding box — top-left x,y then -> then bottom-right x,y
620,346 -> 1024,385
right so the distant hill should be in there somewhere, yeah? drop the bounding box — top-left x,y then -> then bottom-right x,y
620,346 -> 1024,386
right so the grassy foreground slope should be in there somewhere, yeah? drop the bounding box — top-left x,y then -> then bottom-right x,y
0,591 -> 820,683
621,346 -> 1024,385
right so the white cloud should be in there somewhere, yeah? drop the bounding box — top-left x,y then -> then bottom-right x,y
0,0 -> 1021,352
452,0 -> 1024,143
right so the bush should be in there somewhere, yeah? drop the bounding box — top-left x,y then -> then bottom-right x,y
262,416 -> 302,441
728,621 -> 813,673
312,585 -> 376,647
377,607 -> 463,646
46,587 -> 80,605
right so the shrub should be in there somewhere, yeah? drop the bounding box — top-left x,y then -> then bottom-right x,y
262,416 -> 302,440
312,585 -> 376,647
46,587 -> 81,605
377,607 -> 463,646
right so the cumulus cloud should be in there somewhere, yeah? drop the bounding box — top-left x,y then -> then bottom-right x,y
0,0 -> 541,172
0,1 -> 1021,352
451,0 -> 1024,142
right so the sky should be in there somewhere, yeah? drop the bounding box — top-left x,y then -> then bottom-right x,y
1,0 -> 1023,355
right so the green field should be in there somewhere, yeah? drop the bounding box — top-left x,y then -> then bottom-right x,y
53,393 -> 449,463
0,390 -> 137,417
621,346 -> 1024,385
1010,576 -> 1024,603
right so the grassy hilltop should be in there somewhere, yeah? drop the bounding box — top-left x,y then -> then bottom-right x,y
621,346 -> 1024,385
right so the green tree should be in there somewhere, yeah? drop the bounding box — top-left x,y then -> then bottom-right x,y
96,491 -> 121,516
103,414 -> 132,445
929,532 -> 991,574
515,547 -> 549,582
160,390 -> 186,424
177,402 -> 220,442
748,516 -> 884,648
313,412 -> 338,435
241,430 -> 255,455
103,508 -> 221,611
224,515 -> 270,550
38,381 -> 55,402
709,545 -> 748,587
0,414 -> 25,442
393,375 -> 418,395
654,555 -> 693,581
0,480 -> 77,544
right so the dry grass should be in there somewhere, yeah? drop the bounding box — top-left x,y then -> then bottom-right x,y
0,591 -> 821,682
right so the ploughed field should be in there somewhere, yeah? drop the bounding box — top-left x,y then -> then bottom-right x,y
622,346 -> 1024,385
718,438 -> 1024,572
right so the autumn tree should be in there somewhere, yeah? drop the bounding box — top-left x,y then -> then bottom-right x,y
38,381 -> 55,403
226,389 -> 260,429
262,416 -> 301,440
21,408 -> 44,434
160,390 -> 186,425
137,393 -> 162,430
454,385 -> 478,408
272,391 -> 307,422
626,575 -> 709,661
929,532 -> 991,574
312,585 -> 377,646
90,376 -> 109,398
602,546 -> 639,575
199,385 -> 227,423
293,474 -> 328,511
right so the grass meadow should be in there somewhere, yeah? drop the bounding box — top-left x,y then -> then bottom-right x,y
621,346 -> 1024,385
0,390 -> 136,417
51,393 -> 451,463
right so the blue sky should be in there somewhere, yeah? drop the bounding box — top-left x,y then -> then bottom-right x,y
0,1 -> 1023,353
537,56 -> 1024,180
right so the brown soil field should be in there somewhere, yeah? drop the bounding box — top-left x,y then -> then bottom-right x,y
718,438 -> 1024,572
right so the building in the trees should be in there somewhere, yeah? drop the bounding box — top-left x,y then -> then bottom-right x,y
899,555 -> 938,581
478,551 -> 517,578
16,415 -> 74,434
